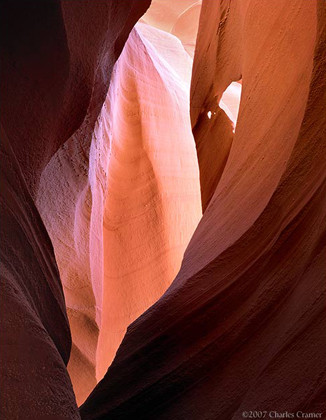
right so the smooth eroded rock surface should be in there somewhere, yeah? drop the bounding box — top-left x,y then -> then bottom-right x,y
0,0 -> 151,416
2,0 -> 325,418
80,1 -> 326,419
37,21 -> 202,400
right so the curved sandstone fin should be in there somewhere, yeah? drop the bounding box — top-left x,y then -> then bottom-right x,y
80,1 -> 326,419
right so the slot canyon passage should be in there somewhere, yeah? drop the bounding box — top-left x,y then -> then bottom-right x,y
0,0 -> 325,419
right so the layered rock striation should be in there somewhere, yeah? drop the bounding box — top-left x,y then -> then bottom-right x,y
36,21 -> 201,401
80,1 -> 326,419
1,0 -> 325,419
0,0 -> 151,417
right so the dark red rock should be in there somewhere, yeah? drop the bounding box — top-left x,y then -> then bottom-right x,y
0,0 -> 150,418
80,1 -> 326,419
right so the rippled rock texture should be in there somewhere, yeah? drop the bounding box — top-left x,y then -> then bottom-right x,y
80,1 -> 326,419
36,21 -> 201,402
1,0 -> 326,419
0,0 -> 150,417
141,0 -> 202,56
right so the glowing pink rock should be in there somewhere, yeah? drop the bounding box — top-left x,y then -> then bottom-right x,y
0,0 -> 151,414
80,1 -> 326,419
37,21 -> 201,399
96,22 -> 202,380
142,0 -> 202,56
